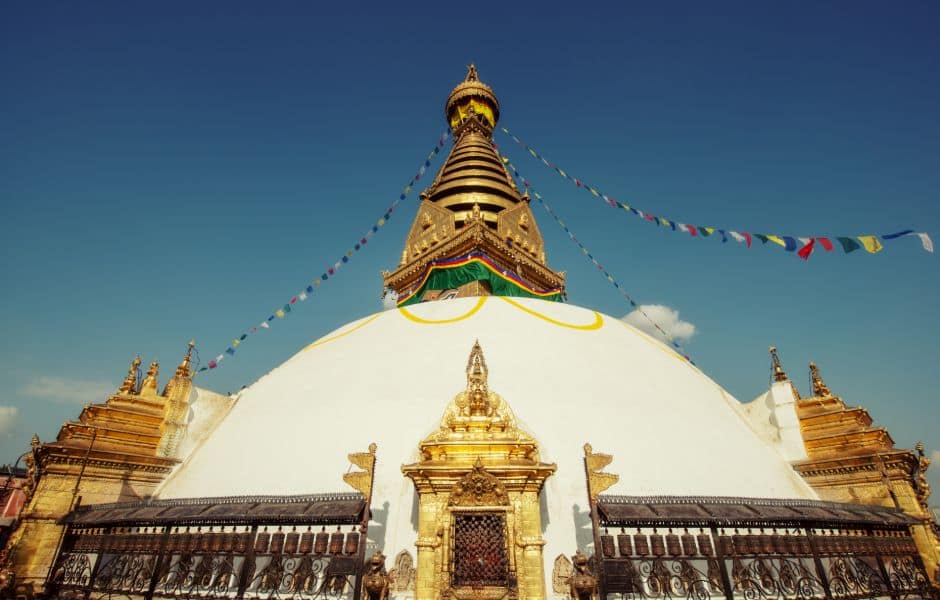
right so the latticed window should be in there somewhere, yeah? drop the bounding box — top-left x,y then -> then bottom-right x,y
452,513 -> 509,586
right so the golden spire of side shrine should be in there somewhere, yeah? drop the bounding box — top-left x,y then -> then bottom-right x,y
140,360 -> 159,395
769,346 -> 788,382
809,361 -> 832,397
175,340 -> 195,379
118,355 -> 142,394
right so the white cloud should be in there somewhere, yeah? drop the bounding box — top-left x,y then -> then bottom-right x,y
21,376 -> 115,404
0,406 -> 18,436
932,450 -> 940,464
621,304 -> 696,344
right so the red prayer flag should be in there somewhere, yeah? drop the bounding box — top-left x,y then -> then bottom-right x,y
645,213 -> 655,222
688,225 -> 698,236
818,237 -> 834,251
797,238 -> 816,261
743,232 -> 752,248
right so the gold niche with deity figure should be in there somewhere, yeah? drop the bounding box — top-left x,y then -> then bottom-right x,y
402,341 -> 556,600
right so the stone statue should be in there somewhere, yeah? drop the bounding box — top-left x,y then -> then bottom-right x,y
363,551 -> 389,600
569,550 -> 597,600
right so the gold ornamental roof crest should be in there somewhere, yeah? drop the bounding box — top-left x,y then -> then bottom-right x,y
419,341 -> 538,459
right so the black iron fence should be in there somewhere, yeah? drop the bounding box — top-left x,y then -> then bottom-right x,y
48,494 -> 368,600
594,497 -> 937,600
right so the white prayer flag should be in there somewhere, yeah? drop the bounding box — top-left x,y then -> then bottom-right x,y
917,232 -> 933,253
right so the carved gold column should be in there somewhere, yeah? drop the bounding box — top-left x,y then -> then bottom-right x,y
402,341 -> 556,600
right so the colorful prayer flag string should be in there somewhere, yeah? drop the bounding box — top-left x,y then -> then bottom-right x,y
197,131 -> 451,374
499,126 -> 933,260
499,151 -> 695,364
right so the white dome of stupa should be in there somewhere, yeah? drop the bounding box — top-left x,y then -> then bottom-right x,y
158,295 -> 817,580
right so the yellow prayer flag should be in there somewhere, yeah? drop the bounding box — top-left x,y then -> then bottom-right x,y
377,218 -> 386,226
232,339 -> 240,347
558,170 -> 567,177
704,227 -> 715,235
589,188 -> 599,197
276,309 -> 285,318
858,235 -> 884,253
766,235 -> 786,247
659,218 -> 670,227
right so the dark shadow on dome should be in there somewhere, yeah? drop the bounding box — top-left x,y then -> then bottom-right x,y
571,503 -> 593,553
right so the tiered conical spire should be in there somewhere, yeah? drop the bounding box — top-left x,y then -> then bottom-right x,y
383,66 -> 565,304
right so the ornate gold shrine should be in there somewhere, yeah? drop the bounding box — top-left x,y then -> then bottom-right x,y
402,341 -> 556,600
772,352 -> 940,588
4,344 -> 207,591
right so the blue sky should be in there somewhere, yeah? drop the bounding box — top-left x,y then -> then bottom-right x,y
2,2 -> 938,492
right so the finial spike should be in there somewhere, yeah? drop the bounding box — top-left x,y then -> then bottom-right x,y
175,340 -> 195,379
769,346 -> 788,382
119,355 -> 142,394
465,63 -> 479,81
809,361 -> 831,397
140,360 -> 160,394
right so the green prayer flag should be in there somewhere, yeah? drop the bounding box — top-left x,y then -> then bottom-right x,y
837,237 -> 861,253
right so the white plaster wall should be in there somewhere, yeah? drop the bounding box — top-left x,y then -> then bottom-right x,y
742,381 -> 809,463
156,297 -> 818,594
169,386 -> 236,465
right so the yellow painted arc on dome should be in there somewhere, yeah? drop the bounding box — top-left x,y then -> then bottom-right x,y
304,313 -> 384,351
398,296 -> 487,325
498,296 -> 603,331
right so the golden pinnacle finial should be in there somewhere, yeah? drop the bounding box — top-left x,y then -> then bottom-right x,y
809,361 -> 831,397
769,346 -> 788,382
140,360 -> 159,394
119,355 -> 142,393
465,340 -> 490,415
175,340 -> 195,379
466,63 -> 479,81
466,340 -> 488,385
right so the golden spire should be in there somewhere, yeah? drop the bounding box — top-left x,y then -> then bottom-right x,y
140,360 -> 159,394
175,340 -> 195,379
809,361 -> 831,397
769,346 -> 788,382
118,355 -> 142,394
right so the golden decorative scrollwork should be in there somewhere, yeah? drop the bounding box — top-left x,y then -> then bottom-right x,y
449,459 -> 509,507
583,443 -> 619,501
343,442 -> 377,498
